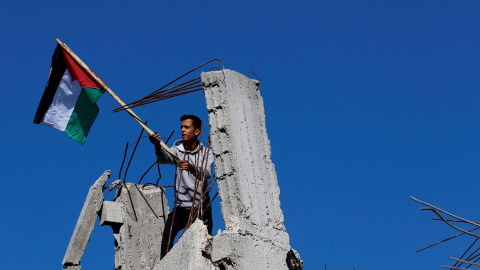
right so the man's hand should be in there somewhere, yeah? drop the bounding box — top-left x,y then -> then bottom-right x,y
178,160 -> 195,173
149,133 -> 162,149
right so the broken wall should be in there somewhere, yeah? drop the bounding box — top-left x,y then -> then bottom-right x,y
202,69 -> 293,269
109,184 -> 169,270
62,69 -> 301,270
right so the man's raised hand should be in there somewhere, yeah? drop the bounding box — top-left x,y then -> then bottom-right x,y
149,133 -> 162,149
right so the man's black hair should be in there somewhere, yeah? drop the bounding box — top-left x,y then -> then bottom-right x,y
180,114 -> 202,130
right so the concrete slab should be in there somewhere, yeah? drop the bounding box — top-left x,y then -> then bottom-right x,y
63,266 -> 81,270
111,184 -> 169,270
62,170 -> 110,266
154,219 -> 214,270
100,201 -> 124,226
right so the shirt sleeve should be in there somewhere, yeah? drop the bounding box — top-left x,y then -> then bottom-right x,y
155,146 -> 176,165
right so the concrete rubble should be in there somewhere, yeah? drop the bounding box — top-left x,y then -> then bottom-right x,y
154,219 -> 213,270
62,69 -> 301,269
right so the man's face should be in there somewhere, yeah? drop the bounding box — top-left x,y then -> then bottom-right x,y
181,119 -> 200,142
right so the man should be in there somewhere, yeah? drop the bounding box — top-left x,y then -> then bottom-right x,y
149,114 -> 214,259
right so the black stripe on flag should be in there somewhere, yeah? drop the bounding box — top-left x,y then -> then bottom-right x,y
33,45 -> 67,124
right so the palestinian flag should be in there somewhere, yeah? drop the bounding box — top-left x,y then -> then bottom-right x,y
33,44 -> 105,144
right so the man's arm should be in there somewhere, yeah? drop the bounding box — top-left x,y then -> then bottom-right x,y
178,160 -> 196,173
149,133 -> 175,165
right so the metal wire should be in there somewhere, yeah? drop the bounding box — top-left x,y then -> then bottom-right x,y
119,142 -> 129,183
113,59 -> 225,113
413,196 -> 480,269
124,122 -> 147,182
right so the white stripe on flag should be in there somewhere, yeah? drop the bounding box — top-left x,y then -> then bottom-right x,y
41,69 -> 82,131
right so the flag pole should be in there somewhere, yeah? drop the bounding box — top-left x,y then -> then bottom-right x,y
56,38 -> 180,162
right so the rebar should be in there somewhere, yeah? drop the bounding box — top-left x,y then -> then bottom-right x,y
138,161 -> 158,185
113,59 -> 225,113
422,208 -> 480,238
413,196 -> 480,269
416,227 -> 480,252
453,238 -> 479,268
119,142 -> 129,183
441,266 -> 471,270
412,197 -> 480,227
123,122 -> 147,182
451,256 -> 480,267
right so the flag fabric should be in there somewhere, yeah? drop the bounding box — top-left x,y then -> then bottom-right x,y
33,44 -> 106,144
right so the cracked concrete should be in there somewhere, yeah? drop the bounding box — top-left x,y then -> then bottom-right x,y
109,184 -> 169,270
201,69 -> 295,269
62,170 -> 111,268
61,69 -> 301,269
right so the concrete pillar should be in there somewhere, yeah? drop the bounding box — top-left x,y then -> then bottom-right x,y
202,70 -> 292,269
62,170 -> 111,267
108,184 -> 169,270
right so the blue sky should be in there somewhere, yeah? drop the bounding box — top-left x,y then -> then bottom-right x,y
1,1 -> 480,269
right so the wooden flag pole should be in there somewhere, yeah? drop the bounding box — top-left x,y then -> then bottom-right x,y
56,38 -> 180,162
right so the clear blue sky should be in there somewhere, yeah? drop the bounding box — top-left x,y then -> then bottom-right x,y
1,1 -> 480,269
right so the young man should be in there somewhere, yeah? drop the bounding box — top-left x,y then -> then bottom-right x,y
149,114 -> 214,259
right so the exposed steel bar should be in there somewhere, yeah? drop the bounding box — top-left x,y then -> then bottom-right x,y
150,79 -> 202,98
459,243 -> 480,269
432,218 -> 480,223
119,142 -> 129,184
453,238 -> 479,268
412,197 -> 480,226
441,266 -> 470,270
416,227 -> 480,252
190,125 -> 206,222
249,68 -> 262,85
113,58 -> 224,113
187,135 -> 211,227
113,78 -> 201,112
198,137 -> 212,220
421,208 -> 480,238
138,161 -> 157,185
124,122 -> 146,182
451,256 -> 480,267
149,77 -> 201,97
114,87 -> 203,111
113,80 -> 202,112
200,191 -> 218,218
125,184 -> 138,222
165,130 -> 175,144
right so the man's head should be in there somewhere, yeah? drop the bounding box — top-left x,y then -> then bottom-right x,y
180,114 -> 202,143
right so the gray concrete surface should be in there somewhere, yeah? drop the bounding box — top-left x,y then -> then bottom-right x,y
62,170 -> 111,266
154,219 -> 214,270
201,69 -> 294,269
62,70 -> 301,270
110,184 -> 169,270
64,266 -> 82,270
100,201 -> 124,226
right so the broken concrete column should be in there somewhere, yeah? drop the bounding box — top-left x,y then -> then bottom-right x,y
202,70 -> 294,269
154,219 -> 214,270
100,201 -> 124,226
64,266 -> 82,270
107,184 -> 169,270
62,170 -> 111,268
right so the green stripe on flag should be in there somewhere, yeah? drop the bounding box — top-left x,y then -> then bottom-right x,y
65,87 -> 105,144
